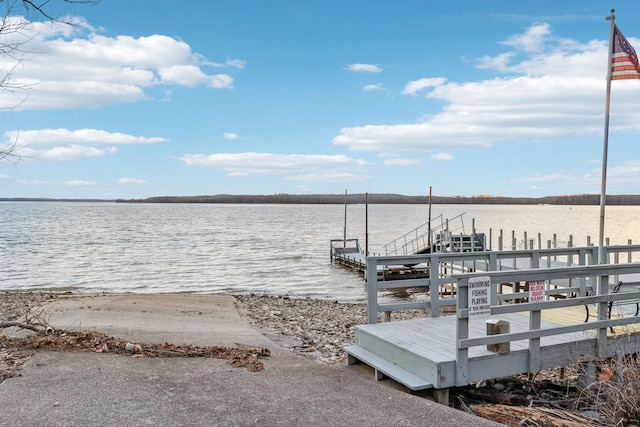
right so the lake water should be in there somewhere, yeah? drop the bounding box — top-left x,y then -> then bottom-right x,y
1,202 -> 640,302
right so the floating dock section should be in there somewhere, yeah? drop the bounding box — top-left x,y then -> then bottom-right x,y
331,238 -> 430,280
331,213 -> 484,279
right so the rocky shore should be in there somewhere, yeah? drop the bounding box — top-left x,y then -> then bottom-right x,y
234,293 -> 429,364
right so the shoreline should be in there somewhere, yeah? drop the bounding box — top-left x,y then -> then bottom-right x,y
2,291 -> 605,426
1,291 -> 427,364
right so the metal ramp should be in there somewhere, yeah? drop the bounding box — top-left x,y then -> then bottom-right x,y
383,213 -> 486,256
434,232 -> 486,253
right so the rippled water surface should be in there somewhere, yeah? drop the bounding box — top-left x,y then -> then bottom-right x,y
1,202 -> 639,302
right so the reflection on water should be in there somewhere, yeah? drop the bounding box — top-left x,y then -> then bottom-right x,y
1,202 -> 639,302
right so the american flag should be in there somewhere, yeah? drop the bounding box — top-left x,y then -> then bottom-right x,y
612,24 -> 640,80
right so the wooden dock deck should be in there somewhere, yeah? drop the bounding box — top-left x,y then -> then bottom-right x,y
345,312 -> 602,390
344,262 -> 640,404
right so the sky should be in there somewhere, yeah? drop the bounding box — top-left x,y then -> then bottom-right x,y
1,1 -> 640,199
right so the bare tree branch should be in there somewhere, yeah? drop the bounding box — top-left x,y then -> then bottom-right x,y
20,0 -> 100,24
0,320 -> 48,332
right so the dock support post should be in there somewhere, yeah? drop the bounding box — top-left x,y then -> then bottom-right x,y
433,388 -> 450,406
578,361 -> 598,388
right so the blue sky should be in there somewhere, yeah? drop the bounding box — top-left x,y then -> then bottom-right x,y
1,1 -> 640,199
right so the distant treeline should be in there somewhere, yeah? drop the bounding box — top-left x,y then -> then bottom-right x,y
116,193 -> 640,205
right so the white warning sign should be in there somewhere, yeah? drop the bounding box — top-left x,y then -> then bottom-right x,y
468,276 -> 491,317
528,280 -> 545,302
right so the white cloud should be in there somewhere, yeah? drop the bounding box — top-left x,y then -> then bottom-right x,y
383,158 -> 421,166
501,22 -> 552,53
5,129 -> 167,146
3,128 -> 166,160
363,84 -> 383,92
63,180 -> 97,186
431,153 -> 454,161
16,179 -> 50,186
0,18 -> 242,110
402,78 -> 447,96
118,178 -> 148,185
205,58 -> 246,69
30,145 -> 116,160
345,63 -> 383,73
178,152 -> 369,181
223,132 -> 239,140
333,24 -> 632,152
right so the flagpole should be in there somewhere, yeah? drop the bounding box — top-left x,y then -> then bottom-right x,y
599,9 -> 616,264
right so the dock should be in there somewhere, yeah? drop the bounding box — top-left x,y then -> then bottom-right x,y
331,213 -> 484,280
330,238 -> 430,280
343,253 -> 640,404
331,216 -> 640,405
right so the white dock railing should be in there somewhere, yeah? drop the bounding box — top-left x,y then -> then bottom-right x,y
365,244 -> 640,324
453,263 -> 640,387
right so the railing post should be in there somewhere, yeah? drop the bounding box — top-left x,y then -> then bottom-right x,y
596,273 -> 609,358
366,256 -> 379,324
579,248 -> 587,296
489,252 -> 498,305
429,254 -> 440,317
529,305 -> 541,373
531,250 -> 540,268
456,277 -> 469,387
489,228 -> 493,251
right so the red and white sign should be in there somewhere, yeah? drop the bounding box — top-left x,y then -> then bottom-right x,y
528,280 -> 545,302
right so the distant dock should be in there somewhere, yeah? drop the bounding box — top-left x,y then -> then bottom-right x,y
331,213 -> 484,280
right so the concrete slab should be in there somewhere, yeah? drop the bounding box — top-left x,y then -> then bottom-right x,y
0,294 -> 500,426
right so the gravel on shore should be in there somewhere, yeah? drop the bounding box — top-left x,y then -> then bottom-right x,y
234,293 -> 437,364
0,292 -> 53,324
235,294 -> 367,364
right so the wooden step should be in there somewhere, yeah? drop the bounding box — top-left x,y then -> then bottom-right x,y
344,344 -> 433,391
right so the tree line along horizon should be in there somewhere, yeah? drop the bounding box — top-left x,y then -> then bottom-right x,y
112,193 -> 640,205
